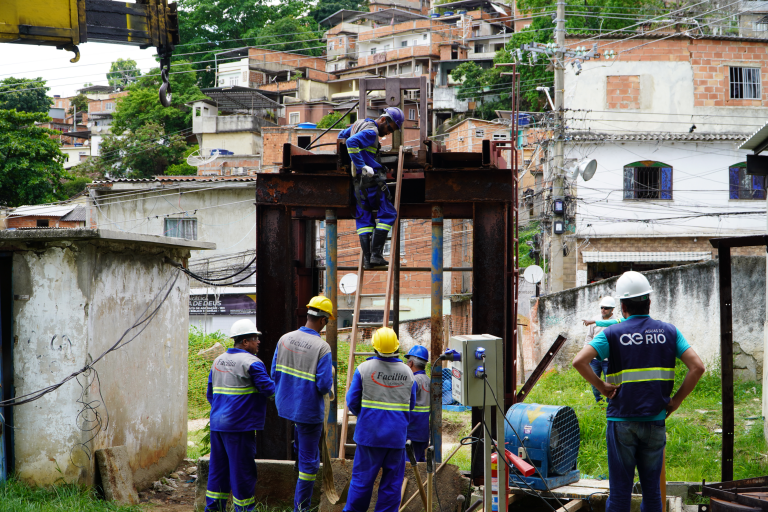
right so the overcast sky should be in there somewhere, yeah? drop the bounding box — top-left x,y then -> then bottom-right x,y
2,42 -> 160,98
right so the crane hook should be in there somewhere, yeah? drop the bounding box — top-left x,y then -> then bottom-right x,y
159,56 -> 172,107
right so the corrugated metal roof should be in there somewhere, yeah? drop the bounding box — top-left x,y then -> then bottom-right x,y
90,176 -> 259,185
8,204 -> 76,218
583,251 -> 712,263
567,132 -> 747,142
738,121 -> 768,151
61,206 -> 86,222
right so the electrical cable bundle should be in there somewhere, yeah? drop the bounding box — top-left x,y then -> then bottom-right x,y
176,254 -> 257,286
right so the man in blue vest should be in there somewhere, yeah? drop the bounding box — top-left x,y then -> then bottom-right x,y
344,327 -> 417,512
338,107 -> 404,269
206,319 -> 276,512
271,296 -> 335,512
404,345 -> 430,462
573,271 -> 705,512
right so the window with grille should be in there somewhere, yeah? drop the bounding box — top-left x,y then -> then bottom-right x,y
165,218 -> 197,239
729,162 -> 766,199
371,47 -> 377,55
729,67 -> 761,99
409,108 -> 416,120
289,112 -> 300,124
475,129 -> 484,137
623,162 -> 672,199
474,43 -> 485,53
401,40 -> 408,47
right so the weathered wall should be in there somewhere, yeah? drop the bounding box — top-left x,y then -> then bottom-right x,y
8,236 -> 192,489
531,257 -> 766,381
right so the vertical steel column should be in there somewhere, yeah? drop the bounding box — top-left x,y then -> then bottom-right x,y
718,244 -> 734,482
256,205 -> 294,459
431,205 -> 444,463
471,202 -> 507,480
325,209 -> 339,457
393,218 -> 401,335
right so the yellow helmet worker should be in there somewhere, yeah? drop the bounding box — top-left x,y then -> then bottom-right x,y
306,295 -> 335,320
372,327 -> 400,356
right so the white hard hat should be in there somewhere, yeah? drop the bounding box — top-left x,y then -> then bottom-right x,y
599,296 -> 616,308
230,319 -> 261,338
615,271 -> 653,300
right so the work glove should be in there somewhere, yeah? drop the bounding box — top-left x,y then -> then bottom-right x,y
361,165 -> 375,176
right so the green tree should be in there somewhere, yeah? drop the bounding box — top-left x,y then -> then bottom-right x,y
177,0 -> 313,87
107,58 -> 141,88
0,77 -> 52,114
67,93 -> 89,116
111,61 -> 206,135
81,122 -> 189,179
61,177 -> 92,197
0,110 -> 69,206
317,111 -> 352,130
309,0 -> 367,24
165,145 -> 200,175
245,17 -> 322,56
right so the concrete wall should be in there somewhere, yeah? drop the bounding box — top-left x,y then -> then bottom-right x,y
4,231 -> 202,488
531,257 -> 766,381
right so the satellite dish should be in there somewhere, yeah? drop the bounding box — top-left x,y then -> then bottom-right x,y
570,159 -> 597,181
187,148 -> 220,167
523,265 -> 544,284
339,274 -> 358,295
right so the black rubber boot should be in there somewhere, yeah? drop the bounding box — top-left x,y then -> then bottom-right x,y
369,229 -> 389,268
359,234 -> 372,270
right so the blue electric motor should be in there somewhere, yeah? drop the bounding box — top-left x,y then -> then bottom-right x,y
504,403 -> 581,490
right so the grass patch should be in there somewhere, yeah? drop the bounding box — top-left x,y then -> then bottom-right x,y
336,340 -> 374,402
187,427 -> 208,460
0,479 -> 142,512
524,361 -> 767,481
188,327 -> 230,420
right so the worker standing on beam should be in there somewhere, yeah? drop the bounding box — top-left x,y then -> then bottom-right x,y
271,296 -> 334,512
404,345 -> 430,462
573,271 -> 705,512
344,327 -> 416,512
206,319 -> 275,512
338,107 -> 404,269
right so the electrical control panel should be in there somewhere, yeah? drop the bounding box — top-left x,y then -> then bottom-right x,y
448,334 -> 504,407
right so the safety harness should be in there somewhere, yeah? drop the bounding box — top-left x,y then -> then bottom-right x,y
346,119 -> 392,218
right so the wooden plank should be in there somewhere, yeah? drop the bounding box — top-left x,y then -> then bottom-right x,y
382,146 -> 405,328
554,500 -> 584,512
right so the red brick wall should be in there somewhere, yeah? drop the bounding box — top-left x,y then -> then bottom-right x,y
606,75 -> 640,109
6,217 -> 82,229
284,104 -> 336,125
248,49 -> 326,72
568,36 -> 768,107
262,127 -> 343,172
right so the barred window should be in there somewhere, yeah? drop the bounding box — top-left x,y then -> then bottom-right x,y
729,163 -> 766,200
623,161 -> 672,200
729,67 -> 761,99
165,218 -> 197,239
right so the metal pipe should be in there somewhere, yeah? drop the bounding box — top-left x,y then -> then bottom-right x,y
430,204 -> 443,463
325,208 -> 339,457
306,100 -> 360,150
718,244 -> 734,482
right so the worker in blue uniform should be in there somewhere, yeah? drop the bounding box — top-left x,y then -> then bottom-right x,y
271,296 -> 335,512
344,327 -> 417,512
338,107 -> 405,269
206,319 -> 276,512
404,345 -> 430,462
573,271 -> 705,512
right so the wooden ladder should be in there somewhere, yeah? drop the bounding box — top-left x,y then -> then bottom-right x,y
338,146 -> 405,459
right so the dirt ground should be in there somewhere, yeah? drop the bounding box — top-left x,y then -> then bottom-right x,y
139,458 -> 197,511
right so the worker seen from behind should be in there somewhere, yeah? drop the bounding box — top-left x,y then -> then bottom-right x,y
338,107 -> 405,270
582,296 -> 618,403
404,345 -> 430,462
344,327 -> 416,512
271,296 -> 334,512
573,271 -> 705,512
206,319 -> 275,512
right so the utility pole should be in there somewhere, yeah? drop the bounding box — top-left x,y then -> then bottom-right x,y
550,0 -> 566,292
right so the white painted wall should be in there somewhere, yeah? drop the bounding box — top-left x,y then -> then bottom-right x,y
88,183 -> 257,260
567,140 -> 766,237
60,146 -> 90,169
217,58 -> 249,87
357,32 -> 431,56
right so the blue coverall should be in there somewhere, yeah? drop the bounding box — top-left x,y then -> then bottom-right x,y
406,370 -> 431,462
206,348 -> 275,512
271,326 -> 334,512
343,356 -> 417,512
339,121 -> 397,236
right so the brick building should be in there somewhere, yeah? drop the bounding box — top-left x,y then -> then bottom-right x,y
5,204 -> 87,229
552,34 -> 768,289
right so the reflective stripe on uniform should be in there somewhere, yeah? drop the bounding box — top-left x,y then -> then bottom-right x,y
348,148 -> 361,153
413,405 -> 430,412
375,223 -> 392,232
233,495 -> 256,507
605,367 -> 675,385
357,227 -> 374,234
212,386 -> 258,395
206,490 -> 229,500
275,364 -> 316,382
362,399 -> 410,411
363,146 -> 378,153
299,471 -> 317,481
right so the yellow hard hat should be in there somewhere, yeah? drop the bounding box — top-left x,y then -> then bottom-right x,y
372,327 -> 400,355
306,295 -> 335,320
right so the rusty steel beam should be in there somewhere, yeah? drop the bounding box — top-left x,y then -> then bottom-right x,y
517,334 -> 568,402
709,235 -> 768,249
256,205 -> 294,460
431,204 -> 444,463
432,152 -> 482,169
718,243 -> 735,483
290,204 -> 475,219
256,174 -> 349,207
281,143 -> 314,171
425,171 -> 514,202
